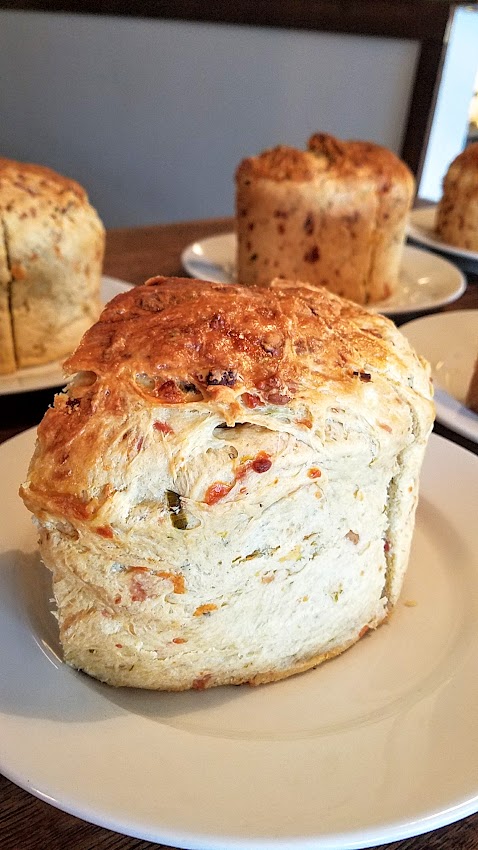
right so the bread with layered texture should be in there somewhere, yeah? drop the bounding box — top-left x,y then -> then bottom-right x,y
236,133 -> 415,304
436,142 -> 478,251
0,158 -> 104,373
20,276 -> 434,690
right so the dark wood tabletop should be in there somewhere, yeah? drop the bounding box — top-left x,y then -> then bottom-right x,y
1,216 -> 477,850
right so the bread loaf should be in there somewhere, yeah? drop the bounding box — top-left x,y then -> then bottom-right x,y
436,142 -> 478,251
0,158 -> 105,374
20,276 -> 434,690
236,133 -> 415,304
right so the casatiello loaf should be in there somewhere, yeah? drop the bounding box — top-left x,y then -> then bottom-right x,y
20,276 -> 434,690
0,158 -> 105,374
436,142 -> 478,251
236,133 -> 415,304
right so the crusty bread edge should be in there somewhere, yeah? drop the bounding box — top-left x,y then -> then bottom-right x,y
65,613 -> 390,691
239,615 -> 388,688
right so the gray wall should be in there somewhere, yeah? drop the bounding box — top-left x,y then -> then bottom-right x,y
0,11 -> 419,227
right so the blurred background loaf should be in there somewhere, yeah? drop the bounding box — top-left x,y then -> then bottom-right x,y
435,142 -> 478,251
236,133 -> 415,305
0,158 -> 105,375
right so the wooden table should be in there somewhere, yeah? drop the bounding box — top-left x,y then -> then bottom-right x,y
1,217 -> 477,850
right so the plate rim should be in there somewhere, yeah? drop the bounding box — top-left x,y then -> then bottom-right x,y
407,205 -> 478,263
400,309 -> 478,443
181,231 -> 466,317
0,276 -> 133,397
1,429 -> 478,848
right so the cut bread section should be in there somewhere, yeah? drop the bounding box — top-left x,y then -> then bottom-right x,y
0,158 -> 104,374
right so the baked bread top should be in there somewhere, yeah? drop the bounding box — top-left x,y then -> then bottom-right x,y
22,276 -> 434,525
236,133 -> 414,192
437,142 -> 478,204
0,157 -> 89,218
442,142 -> 478,178
63,275 -> 424,395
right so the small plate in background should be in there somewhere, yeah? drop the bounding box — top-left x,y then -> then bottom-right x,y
407,206 -> 478,273
401,309 -> 478,443
181,232 -> 466,317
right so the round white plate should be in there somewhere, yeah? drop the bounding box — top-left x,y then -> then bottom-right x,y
1,430 -> 478,849
401,310 -> 478,444
407,206 -> 478,270
181,233 -> 466,317
0,276 -> 133,396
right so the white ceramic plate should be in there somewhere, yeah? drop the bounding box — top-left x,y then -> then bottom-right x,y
0,276 -> 133,396
181,232 -> 466,317
401,310 -> 478,443
407,206 -> 478,269
1,429 -> 478,849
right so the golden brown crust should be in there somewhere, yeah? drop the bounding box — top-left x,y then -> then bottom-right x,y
0,157 -> 87,209
21,275 -> 432,527
334,139 -> 414,187
64,275 -> 394,389
236,145 -> 320,182
236,134 -> 414,191
444,142 -> 478,170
